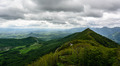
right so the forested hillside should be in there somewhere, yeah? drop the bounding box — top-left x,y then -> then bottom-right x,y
0,37 -> 42,52
28,28 -> 120,66
29,40 -> 120,66
0,37 -> 38,47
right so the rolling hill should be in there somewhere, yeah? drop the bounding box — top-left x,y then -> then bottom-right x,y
0,37 -> 42,51
0,37 -> 39,47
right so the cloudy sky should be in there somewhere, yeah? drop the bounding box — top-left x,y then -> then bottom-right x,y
0,0 -> 120,29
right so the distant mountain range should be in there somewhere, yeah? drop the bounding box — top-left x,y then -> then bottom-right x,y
108,32 -> 120,43
68,27 -> 120,44
0,27 -> 119,44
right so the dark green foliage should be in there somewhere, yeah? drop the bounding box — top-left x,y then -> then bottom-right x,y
0,37 -> 38,47
29,41 -> 120,66
0,37 -> 44,66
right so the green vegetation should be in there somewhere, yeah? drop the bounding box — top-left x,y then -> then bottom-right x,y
19,43 -> 42,54
11,43 -> 42,54
28,28 -> 120,66
0,37 -> 44,66
0,28 -> 120,66
61,28 -> 119,48
0,37 -> 38,47
29,42 -> 120,66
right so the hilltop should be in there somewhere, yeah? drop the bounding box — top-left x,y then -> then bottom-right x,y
60,28 -> 119,48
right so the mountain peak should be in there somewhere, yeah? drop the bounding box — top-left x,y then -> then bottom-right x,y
84,28 -> 93,32
86,28 -> 91,30
62,28 -> 119,48
82,28 -> 95,34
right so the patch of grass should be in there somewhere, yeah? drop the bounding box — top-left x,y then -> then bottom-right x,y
12,46 -> 26,50
20,43 -> 42,54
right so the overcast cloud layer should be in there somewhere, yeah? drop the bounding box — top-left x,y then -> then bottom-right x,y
0,0 -> 120,29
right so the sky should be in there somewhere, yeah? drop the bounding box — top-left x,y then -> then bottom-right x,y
0,0 -> 120,29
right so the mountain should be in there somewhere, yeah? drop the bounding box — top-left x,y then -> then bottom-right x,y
27,31 -> 71,41
64,27 -> 120,44
0,27 -> 120,44
60,28 -> 119,48
29,28 -> 120,66
91,27 -> 120,36
65,27 -> 120,36
108,32 -> 120,44
0,28 -> 119,66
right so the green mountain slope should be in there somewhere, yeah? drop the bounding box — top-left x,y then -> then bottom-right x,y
29,42 -> 120,66
0,28 -> 119,66
29,29 -> 120,66
60,28 -> 119,48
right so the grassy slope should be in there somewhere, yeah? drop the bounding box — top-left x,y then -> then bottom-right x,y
12,43 -> 42,54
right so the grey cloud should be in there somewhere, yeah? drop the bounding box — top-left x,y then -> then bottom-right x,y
69,22 -> 80,25
0,8 -> 25,20
50,21 -> 66,24
82,0 -> 120,11
79,6 -> 104,17
33,0 -> 84,12
32,0 -> 104,18
44,18 -> 67,24
28,23 -> 42,27
82,11 -> 103,17
0,0 -> 120,28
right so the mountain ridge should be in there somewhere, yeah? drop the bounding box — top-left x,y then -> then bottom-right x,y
60,28 -> 119,48
29,28 -> 120,66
